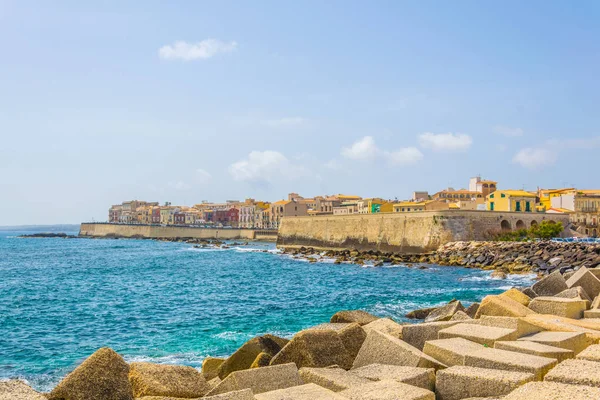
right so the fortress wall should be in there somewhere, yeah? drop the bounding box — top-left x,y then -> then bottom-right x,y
79,223 -> 257,240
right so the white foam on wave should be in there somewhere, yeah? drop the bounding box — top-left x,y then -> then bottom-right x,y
213,331 -> 254,341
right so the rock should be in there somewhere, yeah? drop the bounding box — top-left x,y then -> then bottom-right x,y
435,366 -> 535,400
503,381 -> 600,400
254,383 -> 346,400
338,379 -> 435,400
528,297 -> 587,319
523,314 -> 600,343
465,303 -> 480,318
298,366 -> 370,392
575,343 -> 600,362
475,295 -> 535,318
555,287 -> 592,303
438,323 -> 516,347
531,271 -> 568,296
402,321 -> 462,350
518,331 -> 588,355
424,301 -> 466,323
494,340 -> 573,362
0,380 -> 46,400
250,352 -> 273,368
478,316 -> 541,339
48,347 -> 133,400
330,310 -> 378,325
349,364 -> 435,391
405,307 -> 438,320
128,362 -> 210,398
499,288 -> 531,306
208,363 -> 303,396
544,359 -> 600,387
270,329 -> 353,370
521,287 -> 538,299
566,266 -> 600,299
218,335 -> 288,379
202,357 -> 225,380
449,310 -> 472,321
490,270 -> 507,279
310,323 -> 366,362
203,388 -> 255,399
361,318 -> 404,339
352,330 -> 446,370
463,347 -> 557,381
422,338 -> 483,367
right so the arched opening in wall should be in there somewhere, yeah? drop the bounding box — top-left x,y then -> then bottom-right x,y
593,229 -> 598,238
586,229 -> 590,236
516,220 -> 526,230
531,220 -> 538,227
501,220 -> 511,231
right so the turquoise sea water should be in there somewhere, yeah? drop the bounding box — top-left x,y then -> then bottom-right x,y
0,229 -> 535,391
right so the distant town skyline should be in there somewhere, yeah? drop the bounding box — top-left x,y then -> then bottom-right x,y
1,1 -> 599,225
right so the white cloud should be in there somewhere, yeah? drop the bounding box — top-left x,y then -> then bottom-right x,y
512,147 -> 557,170
324,159 -> 342,170
168,181 -> 191,191
386,147 -> 424,165
159,39 -> 237,61
494,126 -> 524,137
263,117 -> 305,128
196,169 -> 212,184
418,132 -> 473,152
341,136 -> 378,160
229,150 -> 306,183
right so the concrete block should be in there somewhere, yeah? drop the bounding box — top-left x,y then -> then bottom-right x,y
350,363 -> 435,391
555,286 -> 592,303
255,383 -> 346,400
422,338 -> 483,367
298,367 -> 370,392
463,347 -> 557,380
338,379 -> 435,400
352,330 -> 446,370
449,310 -> 472,321
584,309 -> 600,318
0,380 -> 46,400
129,362 -> 210,398
425,301 -> 465,322
207,363 -> 303,396
361,318 -> 404,339
465,302 -> 480,318
474,295 -> 535,318
479,316 -> 541,339
330,310 -> 378,326
544,358 -> 600,387
203,357 -> 226,380
522,287 -> 538,299
528,297 -> 587,319
500,288 -> 531,306
203,389 -> 256,400
435,365 -> 535,400
523,314 -> 600,343
531,270 -> 568,296
518,331 -> 588,354
576,343 -> 600,362
438,323 -> 515,347
503,381 -> 600,400
494,340 -> 573,362
401,321 -> 459,350
566,266 -> 600,299
218,335 -> 288,379
310,323 -> 366,362
592,294 -> 600,309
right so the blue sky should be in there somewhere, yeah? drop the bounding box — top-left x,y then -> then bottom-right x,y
1,1 -> 599,224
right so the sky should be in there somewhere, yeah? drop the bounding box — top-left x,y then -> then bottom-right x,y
0,1 -> 599,225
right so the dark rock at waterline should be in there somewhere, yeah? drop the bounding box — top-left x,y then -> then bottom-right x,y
19,232 -> 79,239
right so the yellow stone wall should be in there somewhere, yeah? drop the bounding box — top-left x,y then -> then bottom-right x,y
79,223 -> 259,240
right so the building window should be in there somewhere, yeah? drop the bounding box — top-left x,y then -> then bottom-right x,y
490,194 -> 494,199
490,202 -> 495,211
501,193 -> 506,198
516,201 -> 521,212
526,201 -> 531,212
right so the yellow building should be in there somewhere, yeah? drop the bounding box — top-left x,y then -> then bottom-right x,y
486,190 -> 537,212
538,188 -> 575,211
393,200 -> 449,212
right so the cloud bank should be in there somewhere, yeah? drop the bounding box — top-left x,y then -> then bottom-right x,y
159,39 -> 238,61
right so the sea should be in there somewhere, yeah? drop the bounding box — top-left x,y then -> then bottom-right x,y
0,227 -> 536,391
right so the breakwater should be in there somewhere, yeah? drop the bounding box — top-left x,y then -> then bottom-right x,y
79,222 -> 277,241
284,240 -> 600,275
277,211 -> 570,253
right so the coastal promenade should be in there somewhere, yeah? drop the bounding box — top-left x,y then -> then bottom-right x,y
79,222 -> 278,241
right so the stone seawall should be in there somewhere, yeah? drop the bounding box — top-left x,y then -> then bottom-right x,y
79,223 -> 277,241
277,211 -> 570,253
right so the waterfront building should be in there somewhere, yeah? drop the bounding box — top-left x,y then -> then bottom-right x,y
412,191 -> 429,202
269,199 -> 308,228
468,176 -> 497,196
357,198 -> 387,214
333,201 -> 360,215
538,188 -> 575,211
486,190 -> 537,212
393,200 -> 449,212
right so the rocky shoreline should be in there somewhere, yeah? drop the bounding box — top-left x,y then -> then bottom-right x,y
6,265 -> 600,399
283,241 -> 600,275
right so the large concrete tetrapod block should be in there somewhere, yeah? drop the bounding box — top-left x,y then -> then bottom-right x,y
310,323 -> 367,362
48,347 -> 133,400
338,379 -> 435,400
0,380 -> 46,400
352,330 -> 446,370
500,288 -> 532,306
544,358 -> 600,388
298,367 -> 371,392
478,316 -> 541,339
270,329 -> 353,370
330,310 -> 378,326
503,381 -> 600,400
128,362 -> 210,398
518,331 -> 588,354
207,362 -> 303,396
474,295 -> 535,318
463,347 -> 557,380
422,338 -> 483,367
566,266 -> 600,299
203,389 -> 256,400
401,321 -> 460,350
361,318 -> 404,339
528,297 -> 587,319
254,383 -> 346,400
435,365 -> 535,400
349,363 -> 435,391
531,270 -> 568,296
576,343 -> 600,362
494,340 -> 573,362
438,323 -> 516,347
